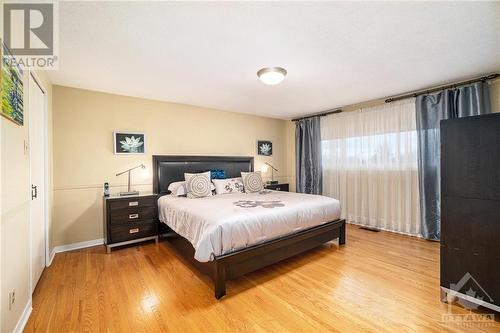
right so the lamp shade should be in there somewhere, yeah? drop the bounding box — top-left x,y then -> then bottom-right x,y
257,67 -> 287,85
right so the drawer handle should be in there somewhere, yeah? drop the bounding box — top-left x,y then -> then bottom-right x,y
129,214 -> 139,219
275,187 -> 281,191
129,201 -> 139,206
129,228 -> 139,234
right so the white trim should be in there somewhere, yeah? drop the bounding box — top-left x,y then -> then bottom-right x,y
347,221 -> 424,239
12,299 -> 32,333
53,238 -> 104,254
29,71 -> 51,269
48,248 -> 56,266
28,71 -> 49,294
441,287 -> 500,313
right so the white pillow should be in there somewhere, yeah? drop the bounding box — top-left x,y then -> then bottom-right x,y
168,180 -> 215,196
212,177 -> 244,195
168,181 -> 187,196
241,171 -> 264,193
184,172 -> 213,198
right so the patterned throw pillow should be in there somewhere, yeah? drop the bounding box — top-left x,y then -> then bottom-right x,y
212,177 -> 244,195
168,180 -> 215,196
241,171 -> 264,193
184,172 -> 212,198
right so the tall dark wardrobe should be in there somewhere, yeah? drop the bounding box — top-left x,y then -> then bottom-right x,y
440,112 -> 500,312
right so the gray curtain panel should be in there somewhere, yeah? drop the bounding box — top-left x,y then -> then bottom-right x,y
416,82 -> 491,240
295,116 -> 322,194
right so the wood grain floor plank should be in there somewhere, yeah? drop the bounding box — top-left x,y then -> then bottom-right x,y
24,224 -> 499,332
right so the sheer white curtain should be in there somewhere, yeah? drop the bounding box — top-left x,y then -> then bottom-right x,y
321,99 -> 421,236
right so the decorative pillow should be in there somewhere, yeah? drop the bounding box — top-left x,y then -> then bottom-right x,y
212,177 -> 244,195
168,181 -> 187,196
241,171 -> 264,193
184,172 -> 213,198
210,169 -> 226,180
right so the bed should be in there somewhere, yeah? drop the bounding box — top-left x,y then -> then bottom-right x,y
153,155 -> 345,298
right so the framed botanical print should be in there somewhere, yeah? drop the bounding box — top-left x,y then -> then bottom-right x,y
1,42 -> 24,125
257,140 -> 272,156
114,132 -> 146,154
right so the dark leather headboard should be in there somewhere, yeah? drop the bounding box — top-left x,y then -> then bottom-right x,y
153,155 -> 254,194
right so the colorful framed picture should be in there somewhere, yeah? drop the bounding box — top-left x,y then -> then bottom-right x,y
257,140 -> 273,156
114,132 -> 146,154
1,42 -> 24,126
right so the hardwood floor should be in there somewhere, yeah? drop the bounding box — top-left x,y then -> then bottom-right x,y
25,224 -> 498,332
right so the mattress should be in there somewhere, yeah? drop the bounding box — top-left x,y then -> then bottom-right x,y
158,190 -> 341,262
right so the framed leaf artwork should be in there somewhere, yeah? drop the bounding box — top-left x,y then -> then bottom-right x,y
257,140 -> 272,156
1,42 -> 24,126
114,132 -> 146,154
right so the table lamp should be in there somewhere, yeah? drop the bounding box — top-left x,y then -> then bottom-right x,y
261,162 -> 278,185
116,164 -> 146,196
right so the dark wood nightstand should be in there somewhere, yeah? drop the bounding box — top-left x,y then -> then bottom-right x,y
103,193 -> 159,253
264,183 -> 289,192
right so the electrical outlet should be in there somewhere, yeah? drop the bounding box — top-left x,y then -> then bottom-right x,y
9,289 -> 15,310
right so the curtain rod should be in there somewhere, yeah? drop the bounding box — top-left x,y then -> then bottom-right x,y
292,72 -> 499,122
385,73 -> 499,103
291,109 -> 342,122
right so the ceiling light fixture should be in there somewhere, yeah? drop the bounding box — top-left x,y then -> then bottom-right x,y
257,67 -> 287,85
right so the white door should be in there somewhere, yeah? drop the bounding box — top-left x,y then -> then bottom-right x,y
29,74 -> 46,291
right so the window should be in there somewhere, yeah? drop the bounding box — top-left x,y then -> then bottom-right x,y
321,99 -> 421,236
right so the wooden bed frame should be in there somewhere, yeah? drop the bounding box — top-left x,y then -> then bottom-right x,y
153,155 -> 345,299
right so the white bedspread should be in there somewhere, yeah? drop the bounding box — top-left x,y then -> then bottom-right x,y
158,190 -> 341,262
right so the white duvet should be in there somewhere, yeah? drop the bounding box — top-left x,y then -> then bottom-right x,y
158,190 -> 341,262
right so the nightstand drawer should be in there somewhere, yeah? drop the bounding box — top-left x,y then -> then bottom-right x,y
110,220 -> 156,243
265,184 -> 289,192
108,197 -> 156,211
110,206 -> 156,224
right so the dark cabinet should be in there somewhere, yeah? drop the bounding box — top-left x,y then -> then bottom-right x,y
440,113 -> 500,312
103,193 -> 159,253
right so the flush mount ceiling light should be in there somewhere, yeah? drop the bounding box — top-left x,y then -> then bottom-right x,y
257,67 -> 287,85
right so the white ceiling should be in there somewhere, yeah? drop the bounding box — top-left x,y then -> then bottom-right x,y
49,1 -> 500,119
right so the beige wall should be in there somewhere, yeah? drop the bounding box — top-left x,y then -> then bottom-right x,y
0,69 -> 53,332
0,80 -> 29,333
52,86 -> 292,247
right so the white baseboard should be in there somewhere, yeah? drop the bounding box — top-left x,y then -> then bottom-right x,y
53,238 -> 104,255
46,238 -> 103,268
48,248 -> 56,266
13,298 -> 32,333
347,221 -> 424,239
